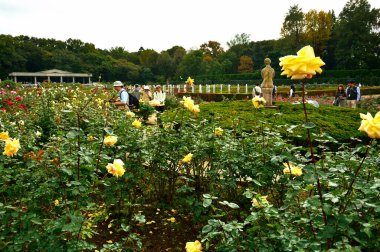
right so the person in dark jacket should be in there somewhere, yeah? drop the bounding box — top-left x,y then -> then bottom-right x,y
333,84 -> 346,106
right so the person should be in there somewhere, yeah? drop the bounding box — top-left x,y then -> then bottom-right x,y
272,84 -> 277,99
131,84 -> 141,100
112,81 -> 129,110
333,84 -> 346,106
140,85 -> 152,102
253,84 -> 262,97
346,80 -> 360,108
153,85 -> 166,113
289,84 -> 296,99
356,82 -> 361,101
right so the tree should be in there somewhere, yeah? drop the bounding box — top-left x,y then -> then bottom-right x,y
281,5 -> 305,50
176,50 -> 204,77
138,49 -> 159,73
238,56 -> 254,73
200,41 -> 224,57
334,0 -> 380,69
156,51 -> 175,83
227,33 -> 251,47
304,10 -> 334,57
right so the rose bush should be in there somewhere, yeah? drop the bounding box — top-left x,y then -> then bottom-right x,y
0,84 -> 378,251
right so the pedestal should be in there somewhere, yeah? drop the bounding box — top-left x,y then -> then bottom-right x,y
262,87 -> 273,106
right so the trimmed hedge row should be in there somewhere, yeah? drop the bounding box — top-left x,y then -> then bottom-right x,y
203,101 -> 373,143
164,100 -> 375,145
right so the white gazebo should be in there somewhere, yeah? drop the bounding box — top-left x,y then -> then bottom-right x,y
9,69 -> 92,84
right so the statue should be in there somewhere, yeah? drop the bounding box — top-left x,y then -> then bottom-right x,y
261,58 -> 275,88
260,58 -> 275,106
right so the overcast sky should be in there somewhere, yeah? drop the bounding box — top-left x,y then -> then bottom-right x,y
0,0 -> 379,52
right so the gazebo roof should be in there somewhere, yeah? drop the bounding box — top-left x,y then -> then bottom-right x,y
9,69 -> 92,77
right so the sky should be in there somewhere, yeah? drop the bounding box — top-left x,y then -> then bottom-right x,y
0,0 -> 379,52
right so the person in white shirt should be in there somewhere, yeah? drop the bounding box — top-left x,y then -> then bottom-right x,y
253,85 -> 262,97
153,85 -> 166,112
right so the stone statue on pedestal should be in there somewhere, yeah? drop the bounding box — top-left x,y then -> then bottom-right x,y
260,58 -> 275,106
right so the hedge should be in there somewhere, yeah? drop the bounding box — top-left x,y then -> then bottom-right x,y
164,100 -> 376,145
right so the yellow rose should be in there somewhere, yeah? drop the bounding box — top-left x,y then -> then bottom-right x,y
87,135 -> 95,141
0,131 -> 10,141
186,77 -> 194,86
106,159 -> 125,177
279,45 -> 325,80
252,96 -> 266,108
283,162 -> 303,177
181,96 -> 200,114
126,111 -> 135,118
252,196 -> 269,208
182,153 -> 193,163
185,240 -> 202,252
3,138 -> 20,157
214,127 -> 223,136
167,217 -> 176,223
358,112 -> 380,139
132,120 -> 142,129
103,136 -> 118,146
54,199 -> 59,206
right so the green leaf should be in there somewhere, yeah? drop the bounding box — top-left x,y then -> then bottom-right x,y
203,198 -> 212,208
303,122 -> 316,129
202,225 -> 213,234
306,99 -> 320,108
66,130 -> 79,139
219,201 -> 239,209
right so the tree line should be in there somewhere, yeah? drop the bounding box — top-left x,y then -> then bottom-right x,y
0,0 -> 378,84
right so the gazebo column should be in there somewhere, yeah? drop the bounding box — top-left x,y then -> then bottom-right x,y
14,76 -> 17,83
48,76 -> 51,82
34,76 -> 37,84
88,77 -> 91,84
60,76 -> 63,83
72,77 -> 75,83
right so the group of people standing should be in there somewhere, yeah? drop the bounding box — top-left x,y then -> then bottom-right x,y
333,80 -> 361,107
112,81 -> 166,112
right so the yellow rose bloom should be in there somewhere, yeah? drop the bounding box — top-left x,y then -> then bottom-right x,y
103,136 -> 118,146
3,138 -> 20,157
279,45 -> 325,80
54,199 -> 59,206
186,77 -> 194,86
0,131 -> 10,141
358,112 -> 380,139
167,217 -> 176,223
214,127 -> 223,136
106,159 -> 125,177
252,96 -> 266,108
126,111 -> 135,118
252,196 -> 269,208
182,153 -> 193,163
283,162 -> 303,177
87,135 -> 95,141
181,96 -> 200,114
132,120 -> 142,129
185,240 -> 202,252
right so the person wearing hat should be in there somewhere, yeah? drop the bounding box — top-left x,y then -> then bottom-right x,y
113,81 -> 129,109
153,85 -> 166,113
140,85 -> 152,102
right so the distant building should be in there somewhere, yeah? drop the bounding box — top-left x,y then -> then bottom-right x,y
9,69 -> 92,84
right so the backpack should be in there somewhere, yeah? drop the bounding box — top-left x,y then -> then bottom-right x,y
127,92 -> 140,109
347,87 -> 357,100
119,90 -> 140,109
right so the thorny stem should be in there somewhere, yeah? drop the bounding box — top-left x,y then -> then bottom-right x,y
339,139 -> 373,214
301,81 -> 329,231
